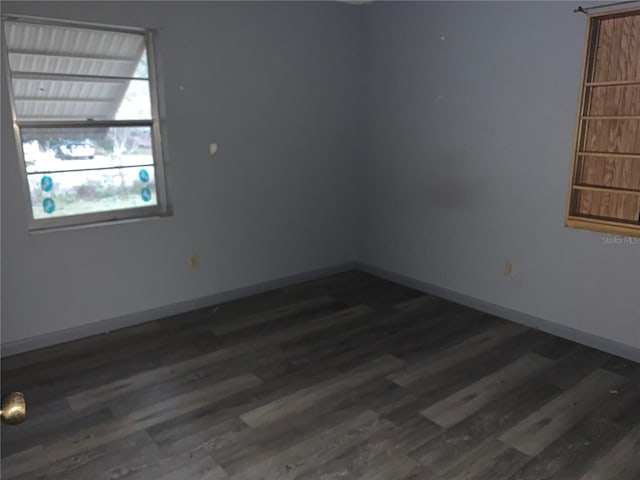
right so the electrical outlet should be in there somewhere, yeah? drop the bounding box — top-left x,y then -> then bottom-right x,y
189,254 -> 200,270
505,260 -> 515,278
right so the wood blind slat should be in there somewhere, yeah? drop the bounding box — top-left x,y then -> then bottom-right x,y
567,8 -> 640,234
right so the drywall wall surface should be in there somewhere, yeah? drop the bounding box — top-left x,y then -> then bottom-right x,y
361,1 -> 640,349
1,1 -> 362,344
4,1 -> 638,354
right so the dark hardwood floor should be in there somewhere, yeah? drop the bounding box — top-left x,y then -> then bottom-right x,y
1,271 -> 639,480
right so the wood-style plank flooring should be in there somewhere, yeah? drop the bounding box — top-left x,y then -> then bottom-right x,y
2,271 -> 639,480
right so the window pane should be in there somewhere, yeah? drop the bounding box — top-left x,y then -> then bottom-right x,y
8,51 -> 143,78
4,21 -> 148,79
12,78 -> 151,121
133,51 -> 149,79
6,20 -> 151,122
28,166 -> 157,219
21,126 -> 154,173
115,79 -> 152,120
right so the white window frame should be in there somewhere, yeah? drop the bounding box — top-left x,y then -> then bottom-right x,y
1,15 -> 169,231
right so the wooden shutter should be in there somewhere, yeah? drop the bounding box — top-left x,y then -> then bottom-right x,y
566,8 -> 640,237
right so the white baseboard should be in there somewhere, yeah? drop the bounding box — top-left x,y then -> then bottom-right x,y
1,262 -> 357,357
356,262 -> 640,364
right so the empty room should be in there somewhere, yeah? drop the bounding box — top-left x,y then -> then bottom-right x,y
1,1 -> 639,479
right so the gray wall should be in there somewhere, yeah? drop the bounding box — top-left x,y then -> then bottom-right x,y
1,1 -> 362,344
361,1 -> 640,350
3,1 -> 639,354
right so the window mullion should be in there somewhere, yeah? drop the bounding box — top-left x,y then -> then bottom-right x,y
17,120 -> 153,129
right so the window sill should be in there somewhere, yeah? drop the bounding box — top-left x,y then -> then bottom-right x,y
565,217 -> 640,238
28,211 -> 173,235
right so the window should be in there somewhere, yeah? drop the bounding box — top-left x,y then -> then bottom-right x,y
2,16 -> 168,230
566,8 -> 640,237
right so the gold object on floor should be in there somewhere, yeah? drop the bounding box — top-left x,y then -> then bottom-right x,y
1,392 -> 26,425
